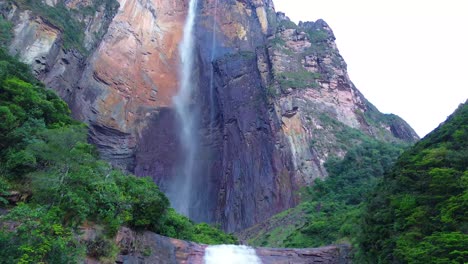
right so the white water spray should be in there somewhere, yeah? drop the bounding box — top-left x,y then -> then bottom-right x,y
170,0 -> 200,216
204,245 -> 262,264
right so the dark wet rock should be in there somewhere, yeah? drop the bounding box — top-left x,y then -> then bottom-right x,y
2,0 -> 418,233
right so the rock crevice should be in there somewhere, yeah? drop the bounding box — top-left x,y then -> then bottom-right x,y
2,0 -> 419,232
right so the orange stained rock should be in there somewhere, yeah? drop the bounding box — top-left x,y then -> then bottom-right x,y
91,0 -> 189,126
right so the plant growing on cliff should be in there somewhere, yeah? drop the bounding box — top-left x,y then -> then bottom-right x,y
244,125 -> 406,249
0,17 -> 13,46
266,85 -> 280,98
278,19 -> 299,30
306,29 -> 329,44
277,71 -> 321,89
301,29 -> 330,56
283,139 -> 403,247
9,0 -> 119,53
0,204 -> 85,263
0,48 -> 237,262
269,36 -> 286,47
11,0 -> 87,52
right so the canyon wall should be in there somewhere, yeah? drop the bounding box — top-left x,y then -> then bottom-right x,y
1,0 -> 418,232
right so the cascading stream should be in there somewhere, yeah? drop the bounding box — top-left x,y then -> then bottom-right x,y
169,0 -> 200,216
204,245 -> 262,264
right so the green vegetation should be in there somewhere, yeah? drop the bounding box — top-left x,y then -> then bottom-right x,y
9,0 -> 119,52
267,35 -> 294,57
266,85 -> 280,98
276,71 -> 321,89
269,36 -> 286,47
303,28 -> 331,57
358,103 -> 468,263
0,48 -> 236,263
247,134 -> 405,248
80,0 -> 119,17
278,19 -> 298,30
191,223 -> 237,245
0,17 -> 13,46
318,113 -> 365,147
285,139 -> 403,247
0,204 -> 85,264
306,29 -> 329,43
249,105 -> 466,263
11,0 -> 86,51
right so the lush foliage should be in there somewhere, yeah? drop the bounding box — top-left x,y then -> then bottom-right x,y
285,139 -> 404,247
247,130 -> 406,248
158,209 -> 237,245
0,48 -> 74,172
0,204 -> 85,264
0,49 -> 235,263
359,103 -> 468,263
191,223 -> 237,245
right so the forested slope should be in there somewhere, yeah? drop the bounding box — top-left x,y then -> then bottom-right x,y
359,102 -> 468,263
0,48 -> 235,263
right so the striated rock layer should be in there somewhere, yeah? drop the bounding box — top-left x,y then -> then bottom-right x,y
1,0 -> 418,232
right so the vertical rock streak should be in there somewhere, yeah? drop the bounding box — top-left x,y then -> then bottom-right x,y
2,0 -> 419,232
209,0 -> 219,132
170,0 -> 200,216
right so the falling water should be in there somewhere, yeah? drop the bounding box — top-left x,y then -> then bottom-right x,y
204,245 -> 262,264
170,0 -> 200,216
209,0 -> 219,131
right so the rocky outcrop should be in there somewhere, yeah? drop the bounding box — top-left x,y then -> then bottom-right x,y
262,16 -> 419,186
1,0 -> 418,232
0,0 -> 118,99
74,0 -> 189,169
106,227 -> 350,264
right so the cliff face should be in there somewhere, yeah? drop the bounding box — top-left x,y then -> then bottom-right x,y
1,0 -> 418,232
262,17 -> 419,187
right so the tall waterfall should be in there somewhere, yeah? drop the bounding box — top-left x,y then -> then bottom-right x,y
204,245 -> 262,264
169,0 -> 200,216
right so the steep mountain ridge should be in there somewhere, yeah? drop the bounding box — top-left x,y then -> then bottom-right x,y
359,102 -> 467,263
0,0 -> 418,232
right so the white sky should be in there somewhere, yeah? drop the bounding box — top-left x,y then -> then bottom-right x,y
273,0 -> 468,137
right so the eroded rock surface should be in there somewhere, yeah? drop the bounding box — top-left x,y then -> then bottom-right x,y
2,0 -> 418,232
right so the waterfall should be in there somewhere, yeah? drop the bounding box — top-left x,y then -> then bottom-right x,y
169,0 -> 199,216
209,0 -> 219,131
204,245 -> 262,264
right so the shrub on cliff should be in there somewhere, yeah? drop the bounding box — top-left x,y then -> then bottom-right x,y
10,0 -> 119,52
0,204 -> 84,263
0,17 -> 12,46
0,48 -> 236,262
283,138 -> 404,248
